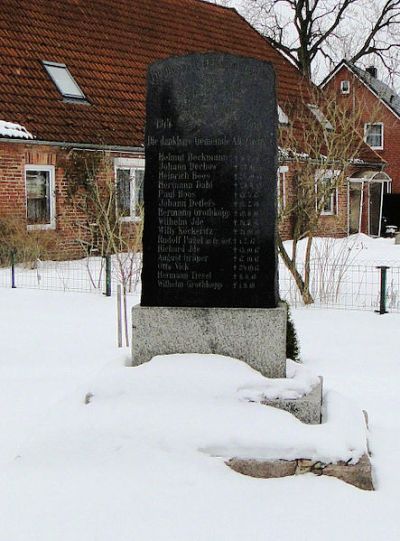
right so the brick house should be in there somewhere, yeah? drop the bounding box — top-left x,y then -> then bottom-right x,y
321,60 -> 398,236
0,0 -> 384,260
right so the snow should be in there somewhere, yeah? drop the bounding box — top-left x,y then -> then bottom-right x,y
0,285 -> 399,540
0,120 -> 33,139
237,359 -> 320,400
280,234 -> 400,310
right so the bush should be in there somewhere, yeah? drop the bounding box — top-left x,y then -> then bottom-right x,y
0,216 -> 58,267
283,301 -> 300,361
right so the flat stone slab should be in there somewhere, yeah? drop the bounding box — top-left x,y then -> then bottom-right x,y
132,303 -> 287,378
260,377 -> 323,424
227,454 -> 374,490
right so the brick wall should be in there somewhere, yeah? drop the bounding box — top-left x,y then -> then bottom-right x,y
0,142 -> 143,259
324,65 -> 400,192
279,162 -> 349,240
1,141 -> 354,262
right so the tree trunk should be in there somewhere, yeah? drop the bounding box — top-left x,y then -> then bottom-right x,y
278,234 -> 314,305
303,233 -> 313,298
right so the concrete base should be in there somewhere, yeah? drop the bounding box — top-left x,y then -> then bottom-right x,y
227,454 -> 374,491
260,377 -> 323,424
132,303 -> 287,378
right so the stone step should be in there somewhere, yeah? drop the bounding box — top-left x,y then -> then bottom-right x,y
227,453 -> 374,491
260,377 -> 323,424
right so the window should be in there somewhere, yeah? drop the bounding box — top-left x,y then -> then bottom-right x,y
340,80 -> 350,94
25,165 -> 56,229
278,105 -> 289,125
115,158 -> 145,220
307,104 -> 334,131
277,166 -> 288,210
42,61 -> 86,101
364,123 -> 384,150
316,169 -> 340,215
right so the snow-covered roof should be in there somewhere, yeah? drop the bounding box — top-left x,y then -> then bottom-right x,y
350,64 -> 400,118
0,120 -> 33,140
321,60 -> 400,120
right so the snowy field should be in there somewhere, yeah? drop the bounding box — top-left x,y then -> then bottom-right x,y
0,286 -> 399,540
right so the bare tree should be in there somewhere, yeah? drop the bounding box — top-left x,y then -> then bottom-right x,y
65,150 -> 144,345
277,89 -> 380,303
241,0 -> 400,81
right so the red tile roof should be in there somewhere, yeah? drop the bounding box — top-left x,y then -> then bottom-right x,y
0,0 -> 383,164
0,0 -> 313,146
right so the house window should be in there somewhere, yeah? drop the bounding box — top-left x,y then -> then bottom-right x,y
365,123 -> 384,150
25,165 -> 56,229
277,166 -> 288,210
307,104 -> 334,131
340,80 -> 350,94
115,158 -> 145,220
316,170 -> 340,216
42,61 -> 86,101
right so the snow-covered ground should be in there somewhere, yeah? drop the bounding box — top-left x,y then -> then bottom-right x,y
0,286 -> 399,540
280,235 -> 400,310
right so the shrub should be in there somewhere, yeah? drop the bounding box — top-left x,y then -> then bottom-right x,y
283,301 -> 300,361
0,216 -> 58,267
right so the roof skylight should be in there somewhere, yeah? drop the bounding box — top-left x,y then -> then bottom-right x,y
42,61 -> 86,101
307,104 -> 333,131
278,105 -> 289,125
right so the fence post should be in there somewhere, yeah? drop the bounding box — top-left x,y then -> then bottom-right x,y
376,265 -> 390,314
10,250 -> 16,289
117,284 -> 122,347
104,255 -> 112,297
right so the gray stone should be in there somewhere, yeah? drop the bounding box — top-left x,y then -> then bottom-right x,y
226,454 -> 374,490
260,377 -> 323,424
227,458 -> 296,479
131,303 -> 287,378
395,232 -> 400,244
317,454 -> 374,491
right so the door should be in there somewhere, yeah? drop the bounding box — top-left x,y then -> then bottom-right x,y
349,181 -> 363,234
369,182 -> 386,236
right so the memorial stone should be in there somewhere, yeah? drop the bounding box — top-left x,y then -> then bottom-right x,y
141,53 -> 279,308
133,53 -> 286,377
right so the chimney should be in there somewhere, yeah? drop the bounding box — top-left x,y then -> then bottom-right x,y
366,66 -> 377,78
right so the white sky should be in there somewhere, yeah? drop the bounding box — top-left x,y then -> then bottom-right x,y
211,0 -> 400,91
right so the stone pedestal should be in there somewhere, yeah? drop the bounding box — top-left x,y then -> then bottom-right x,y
132,303 -> 287,378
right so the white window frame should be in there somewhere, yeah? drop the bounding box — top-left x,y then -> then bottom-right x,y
364,122 -> 384,150
340,80 -> 350,94
315,169 -> 340,216
114,157 -> 145,222
25,165 -> 56,230
277,165 -> 288,210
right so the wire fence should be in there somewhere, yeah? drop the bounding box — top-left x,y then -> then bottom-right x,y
279,259 -> 400,312
1,253 -> 399,313
0,254 -> 141,296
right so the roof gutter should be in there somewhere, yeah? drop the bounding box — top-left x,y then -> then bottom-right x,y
0,137 -> 144,153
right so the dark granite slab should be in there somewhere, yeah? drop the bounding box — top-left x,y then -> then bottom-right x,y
141,53 -> 278,308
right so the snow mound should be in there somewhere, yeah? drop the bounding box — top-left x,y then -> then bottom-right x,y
12,354 -> 368,471
237,359 -> 320,400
